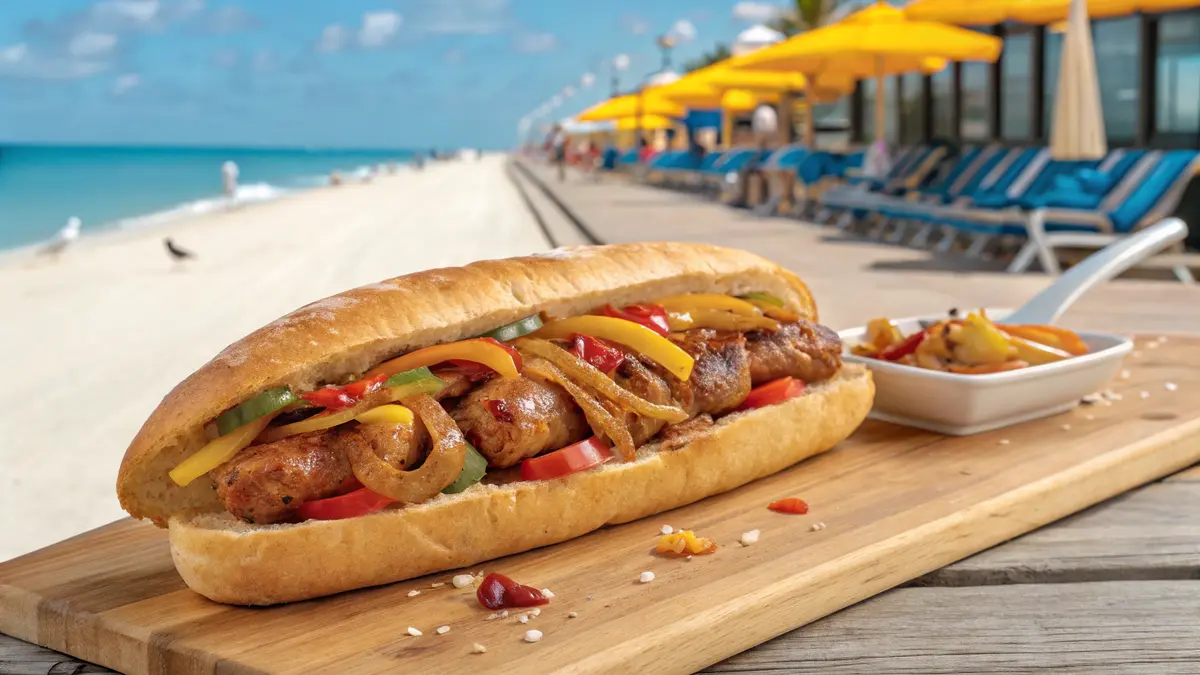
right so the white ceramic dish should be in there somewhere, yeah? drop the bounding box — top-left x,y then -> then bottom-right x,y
840,310 -> 1132,435
836,218 -> 1185,436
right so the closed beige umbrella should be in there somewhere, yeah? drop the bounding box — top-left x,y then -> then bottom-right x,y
1050,0 -> 1107,160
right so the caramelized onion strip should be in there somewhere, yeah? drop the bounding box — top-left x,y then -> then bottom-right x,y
523,358 -> 636,462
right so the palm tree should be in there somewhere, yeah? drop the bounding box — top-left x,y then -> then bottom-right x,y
770,0 -> 832,36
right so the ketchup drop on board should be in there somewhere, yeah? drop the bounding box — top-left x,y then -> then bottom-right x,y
476,573 -> 550,610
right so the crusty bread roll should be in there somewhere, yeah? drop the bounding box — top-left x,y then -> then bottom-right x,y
117,242 -> 873,605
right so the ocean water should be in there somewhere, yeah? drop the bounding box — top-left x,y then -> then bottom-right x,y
0,145 -> 413,250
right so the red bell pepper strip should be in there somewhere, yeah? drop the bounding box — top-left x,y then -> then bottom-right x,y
878,330 -> 926,361
295,487 -> 393,521
737,377 -> 807,411
298,373 -> 390,411
570,334 -> 626,373
768,497 -> 810,514
601,303 -> 670,337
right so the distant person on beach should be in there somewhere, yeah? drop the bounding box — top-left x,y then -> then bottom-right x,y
37,216 -> 81,261
550,125 -> 567,182
221,161 -> 239,198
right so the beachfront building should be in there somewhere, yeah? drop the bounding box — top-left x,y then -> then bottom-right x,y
831,1 -> 1199,151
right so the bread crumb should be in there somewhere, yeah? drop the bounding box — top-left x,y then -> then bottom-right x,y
639,571 -> 655,583
471,643 -> 487,654
660,524 -> 673,535
540,588 -> 555,598
1141,391 -> 1151,399
452,574 -> 474,589
436,626 -> 450,635
1120,370 -> 1131,380
568,611 -> 579,619
524,629 -> 543,643
586,594 -> 594,601
810,522 -> 826,532
407,627 -> 422,637
1061,423 -> 1072,431
406,590 -> 421,597
486,612 -> 501,621
998,439 -> 1010,445
1081,393 -> 1102,404
499,610 -> 509,618
430,582 -> 446,588
1166,382 -> 1178,392
740,529 -> 760,546
519,615 -> 529,624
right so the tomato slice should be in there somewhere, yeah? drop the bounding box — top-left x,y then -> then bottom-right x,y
601,304 -> 670,337
737,377 -> 807,411
570,334 -> 626,373
294,487 -> 394,521
520,437 -> 614,481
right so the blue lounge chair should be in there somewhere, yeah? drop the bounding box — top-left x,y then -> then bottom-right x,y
1007,149 -> 1200,273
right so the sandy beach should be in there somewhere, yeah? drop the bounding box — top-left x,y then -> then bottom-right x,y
0,155 -> 549,561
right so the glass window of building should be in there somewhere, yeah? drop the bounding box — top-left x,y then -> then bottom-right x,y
1157,11 -> 1200,142
860,77 -> 899,144
960,63 -> 991,141
1002,32 -> 1033,140
1045,18 -> 1140,143
931,68 -> 954,138
899,73 -> 925,144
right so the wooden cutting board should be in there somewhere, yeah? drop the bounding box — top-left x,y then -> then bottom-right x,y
3,336 -> 1199,675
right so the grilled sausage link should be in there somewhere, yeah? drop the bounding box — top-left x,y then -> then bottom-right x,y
450,376 -> 590,468
659,329 -> 753,417
745,320 -> 843,386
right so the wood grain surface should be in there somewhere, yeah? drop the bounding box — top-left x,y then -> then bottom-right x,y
2,338 -> 1199,675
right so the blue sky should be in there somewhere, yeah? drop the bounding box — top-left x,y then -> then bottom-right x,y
0,0 -> 795,149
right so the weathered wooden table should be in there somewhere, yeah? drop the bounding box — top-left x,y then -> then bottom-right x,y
5,161 -> 1199,673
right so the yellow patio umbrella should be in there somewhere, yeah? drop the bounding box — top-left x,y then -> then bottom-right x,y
615,114 -> 676,131
650,78 -> 726,109
576,93 -> 685,122
1011,0 -> 1144,23
1050,0 -> 1106,160
904,0 -> 1022,25
907,0 -> 1198,25
731,2 -> 1001,146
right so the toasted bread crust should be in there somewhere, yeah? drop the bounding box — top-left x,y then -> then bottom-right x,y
118,243 -> 818,524
169,365 -> 872,605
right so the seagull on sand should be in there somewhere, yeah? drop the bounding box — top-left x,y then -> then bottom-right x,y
164,238 -> 196,262
37,217 -> 82,260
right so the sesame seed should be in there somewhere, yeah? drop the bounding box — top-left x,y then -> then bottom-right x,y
1141,391 -> 1151,399
430,582 -> 446,588
407,627 -> 422,637
998,439 -> 1010,445
519,615 -> 529,624
810,522 -> 826,531
740,529 -> 761,546
660,524 -> 674,535
1165,382 -> 1178,392
436,626 -> 450,635
452,574 -> 475,589
639,571 -> 655,583
1061,424 -> 1072,431
524,629 -> 543,643
471,643 -> 487,654
1120,370 -> 1131,380
568,611 -> 579,619
499,610 -> 509,618
407,590 -> 421,597
540,588 -> 555,598
486,612 -> 501,621
531,608 -> 542,617
586,595 -> 594,601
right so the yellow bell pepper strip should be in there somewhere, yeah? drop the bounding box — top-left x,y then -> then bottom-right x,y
533,315 -> 694,381
258,370 -> 442,443
666,309 -> 779,333
1000,333 -> 1073,366
864,317 -> 905,352
1002,325 -> 1089,356
353,404 -> 416,426
170,411 -> 281,487
655,293 -> 762,317
952,313 -> 1016,365
364,338 -> 522,381
738,292 -> 802,322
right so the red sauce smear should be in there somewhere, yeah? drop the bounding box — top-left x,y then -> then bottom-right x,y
476,573 -> 550,610
484,399 -> 515,424
768,497 -> 810,514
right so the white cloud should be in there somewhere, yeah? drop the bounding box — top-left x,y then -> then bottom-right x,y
670,19 -> 697,42
359,11 -> 402,48
96,0 -> 161,24
513,31 -> 558,53
613,53 -> 630,71
68,32 -> 118,58
580,72 -> 595,88
1,44 -> 27,64
732,1 -> 785,23
406,0 -> 511,35
318,24 -> 349,52
112,72 -> 140,94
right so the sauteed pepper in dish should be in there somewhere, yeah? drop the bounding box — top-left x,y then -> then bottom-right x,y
851,309 -> 1089,374
169,292 -> 844,525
